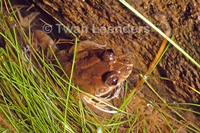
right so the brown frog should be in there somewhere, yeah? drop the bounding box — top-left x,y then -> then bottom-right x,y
55,40 -> 133,107
58,40 -> 133,96
18,10 -> 133,112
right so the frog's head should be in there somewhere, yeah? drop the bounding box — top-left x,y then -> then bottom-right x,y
70,42 -> 133,98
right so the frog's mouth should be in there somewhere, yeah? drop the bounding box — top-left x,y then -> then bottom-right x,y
98,84 -> 123,99
82,83 -> 124,114
82,95 -> 118,114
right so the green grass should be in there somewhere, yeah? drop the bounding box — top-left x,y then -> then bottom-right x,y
0,0 -> 200,133
0,3 -> 79,133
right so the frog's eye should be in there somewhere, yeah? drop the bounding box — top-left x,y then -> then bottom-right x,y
102,71 -> 118,86
101,49 -> 114,61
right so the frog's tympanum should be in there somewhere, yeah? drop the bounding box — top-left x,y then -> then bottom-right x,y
19,10 -> 133,113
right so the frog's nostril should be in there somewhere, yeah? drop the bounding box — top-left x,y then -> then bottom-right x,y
126,64 -> 133,70
97,88 -> 106,93
102,71 -> 118,86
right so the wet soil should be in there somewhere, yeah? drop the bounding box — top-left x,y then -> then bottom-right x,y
9,0 -> 200,132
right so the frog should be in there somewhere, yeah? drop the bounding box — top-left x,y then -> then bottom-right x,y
41,35 -> 133,113
56,40 -> 133,110
17,9 -> 133,113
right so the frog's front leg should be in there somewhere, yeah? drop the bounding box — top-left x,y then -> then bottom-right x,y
17,8 -> 40,29
17,8 -> 58,58
33,30 -> 58,58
